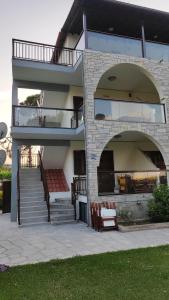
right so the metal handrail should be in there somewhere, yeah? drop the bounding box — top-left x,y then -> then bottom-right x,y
17,150 -> 21,225
38,151 -> 50,222
12,39 -> 83,66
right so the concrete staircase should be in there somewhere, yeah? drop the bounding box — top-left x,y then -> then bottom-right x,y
50,198 -> 75,225
20,168 -> 49,226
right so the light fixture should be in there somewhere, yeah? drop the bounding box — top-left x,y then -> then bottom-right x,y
108,75 -> 117,82
108,27 -> 114,32
153,34 -> 158,39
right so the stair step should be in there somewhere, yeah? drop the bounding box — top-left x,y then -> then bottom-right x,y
21,192 -> 44,197
21,210 -> 48,218
51,214 -> 74,222
51,208 -> 74,215
51,220 -> 76,225
19,221 -> 50,228
20,215 -> 48,224
21,204 -> 46,212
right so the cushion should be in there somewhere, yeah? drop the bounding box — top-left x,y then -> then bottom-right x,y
101,208 -> 116,218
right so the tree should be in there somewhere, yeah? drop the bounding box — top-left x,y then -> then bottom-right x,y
20,94 -> 40,106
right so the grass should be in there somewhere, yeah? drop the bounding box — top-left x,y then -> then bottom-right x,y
1,246 -> 169,299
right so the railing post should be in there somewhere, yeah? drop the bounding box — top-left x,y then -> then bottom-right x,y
141,23 -> 146,58
75,111 -> 79,128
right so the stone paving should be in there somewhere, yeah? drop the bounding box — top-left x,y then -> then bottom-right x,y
1,213 -> 169,266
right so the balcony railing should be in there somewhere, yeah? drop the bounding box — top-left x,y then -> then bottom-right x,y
95,99 -> 166,124
75,30 -> 169,62
13,105 -> 83,129
12,39 -> 82,66
98,170 -> 167,195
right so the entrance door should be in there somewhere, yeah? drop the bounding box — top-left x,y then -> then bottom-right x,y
98,151 -> 115,194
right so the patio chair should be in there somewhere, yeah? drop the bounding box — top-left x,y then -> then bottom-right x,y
91,202 -> 118,231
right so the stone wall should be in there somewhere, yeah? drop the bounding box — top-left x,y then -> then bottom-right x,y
82,49 -> 169,222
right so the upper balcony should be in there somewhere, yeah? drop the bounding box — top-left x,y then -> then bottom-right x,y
11,105 -> 84,140
12,39 -> 83,85
76,30 -> 169,62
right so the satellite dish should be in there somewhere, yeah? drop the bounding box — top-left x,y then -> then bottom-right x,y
0,123 -> 7,140
0,150 -> 6,166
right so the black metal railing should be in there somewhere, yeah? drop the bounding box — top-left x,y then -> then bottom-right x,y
12,39 -> 82,66
98,170 -> 167,195
38,151 -> 50,222
17,150 -> 21,225
71,176 -> 87,220
20,154 -> 39,168
12,105 -> 83,129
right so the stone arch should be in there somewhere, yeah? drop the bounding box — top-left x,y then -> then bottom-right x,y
97,129 -> 169,170
93,62 -> 163,101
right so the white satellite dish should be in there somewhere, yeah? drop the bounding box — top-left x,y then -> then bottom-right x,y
0,150 -> 6,166
0,122 -> 7,140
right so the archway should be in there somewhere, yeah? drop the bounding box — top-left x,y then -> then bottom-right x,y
94,63 -> 165,124
97,131 -> 167,196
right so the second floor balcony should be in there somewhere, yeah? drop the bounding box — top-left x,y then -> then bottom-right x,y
95,99 -> 166,124
12,105 -> 83,129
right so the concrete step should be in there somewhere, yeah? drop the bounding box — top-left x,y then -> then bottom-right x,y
21,204 -> 47,212
51,208 -> 74,215
51,214 -> 74,222
20,215 -> 48,224
19,221 -> 50,228
20,191 -> 44,198
21,210 -> 48,218
20,188 -> 44,193
50,203 -> 73,209
51,220 -> 76,225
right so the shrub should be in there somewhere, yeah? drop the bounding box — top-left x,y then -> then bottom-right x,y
148,185 -> 169,222
0,167 -> 11,180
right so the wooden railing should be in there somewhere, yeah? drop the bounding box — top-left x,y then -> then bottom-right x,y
12,39 -> 82,67
17,150 -> 21,225
71,177 -> 87,220
38,151 -> 50,222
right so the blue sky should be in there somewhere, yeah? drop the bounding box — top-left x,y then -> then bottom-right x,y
1,0 -> 169,129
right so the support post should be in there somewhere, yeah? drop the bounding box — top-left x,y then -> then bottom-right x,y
141,23 -> 146,58
83,11 -> 88,49
11,140 -> 19,222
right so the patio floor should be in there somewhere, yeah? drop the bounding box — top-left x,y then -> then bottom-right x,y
1,214 -> 169,266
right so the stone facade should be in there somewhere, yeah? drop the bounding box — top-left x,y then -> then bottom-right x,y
83,49 -> 169,222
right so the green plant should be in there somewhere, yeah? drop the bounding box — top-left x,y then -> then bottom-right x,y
0,167 -> 11,180
148,185 -> 169,222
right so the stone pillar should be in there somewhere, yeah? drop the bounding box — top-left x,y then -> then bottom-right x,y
11,140 -> 19,222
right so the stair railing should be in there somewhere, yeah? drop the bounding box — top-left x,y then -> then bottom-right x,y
38,151 -> 50,222
17,149 -> 21,225
71,176 -> 87,220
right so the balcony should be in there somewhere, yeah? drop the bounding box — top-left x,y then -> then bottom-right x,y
11,105 -> 84,140
13,105 -> 83,129
76,30 -> 169,62
95,99 -> 166,124
12,39 -> 82,67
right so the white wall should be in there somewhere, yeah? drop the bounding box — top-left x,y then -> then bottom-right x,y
63,141 -> 85,188
42,91 -> 67,108
42,146 -> 68,169
63,33 -> 79,49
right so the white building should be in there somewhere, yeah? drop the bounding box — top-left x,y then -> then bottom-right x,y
11,0 -> 169,226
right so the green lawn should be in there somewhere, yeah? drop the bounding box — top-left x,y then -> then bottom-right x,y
1,246 -> 169,300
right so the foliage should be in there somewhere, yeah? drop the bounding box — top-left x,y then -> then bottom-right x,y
148,184 -> 169,222
0,167 -> 11,180
1,246 -> 169,299
118,209 -> 133,222
20,94 -> 40,106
